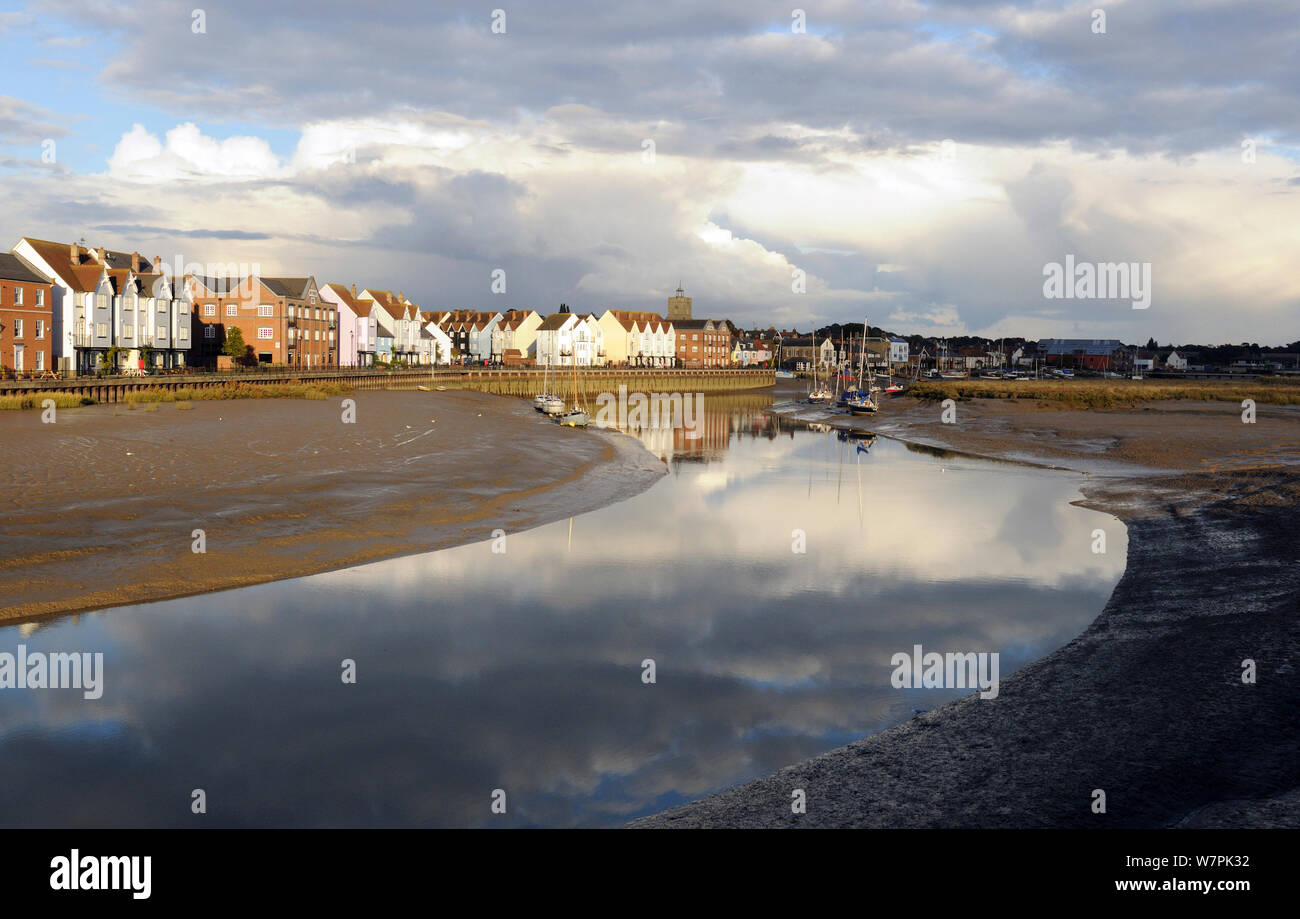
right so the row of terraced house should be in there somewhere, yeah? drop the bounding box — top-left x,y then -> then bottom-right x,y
0,236 -> 752,376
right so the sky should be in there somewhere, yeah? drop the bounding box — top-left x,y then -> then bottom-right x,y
0,0 -> 1296,344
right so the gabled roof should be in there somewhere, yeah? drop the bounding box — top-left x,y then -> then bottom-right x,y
537,313 -> 575,331
1039,338 -> 1126,356
260,277 -> 313,299
321,283 -> 366,311
191,275 -> 247,295
0,252 -> 52,285
18,238 -> 108,292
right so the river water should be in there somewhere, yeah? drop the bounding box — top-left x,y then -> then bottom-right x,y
0,393 -> 1125,827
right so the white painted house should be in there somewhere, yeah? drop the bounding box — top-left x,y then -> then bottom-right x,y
535,312 -> 604,366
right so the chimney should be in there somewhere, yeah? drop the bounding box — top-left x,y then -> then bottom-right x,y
351,283 -> 357,297
152,255 -> 162,273
131,251 -> 141,271
69,242 -> 78,264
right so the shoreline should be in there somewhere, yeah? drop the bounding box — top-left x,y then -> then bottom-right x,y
631,396 -> 1300,828
0,389 -> 665,625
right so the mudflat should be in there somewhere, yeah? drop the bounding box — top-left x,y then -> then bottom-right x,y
632,395 -> 1300,827
0,389 -> 664,623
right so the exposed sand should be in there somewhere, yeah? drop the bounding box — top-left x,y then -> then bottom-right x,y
632,394 -> 1300,828
0,390 -> 664,623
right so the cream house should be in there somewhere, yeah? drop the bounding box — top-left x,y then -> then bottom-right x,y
598,310 -> 675,367
490,309 -> 542,362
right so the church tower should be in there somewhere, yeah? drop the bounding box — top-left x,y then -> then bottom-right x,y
667,283 -> 692,321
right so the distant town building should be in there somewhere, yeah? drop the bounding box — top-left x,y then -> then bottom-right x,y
667,284 -> 692,321
1039,338 -> 1127,371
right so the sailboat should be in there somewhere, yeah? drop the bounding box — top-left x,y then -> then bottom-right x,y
555,352 -> 590,427
845,316 -> 878,414
774,338 -> 795,379
534,359 -> 565,414
807,344 -> 832,403
882,361 -> 905,397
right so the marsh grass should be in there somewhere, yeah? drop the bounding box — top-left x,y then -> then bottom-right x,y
0,392 -> 94,411
909,378 -> 1300,409
123,382 -> 351,404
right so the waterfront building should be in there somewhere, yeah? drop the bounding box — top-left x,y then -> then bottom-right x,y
672,318 -> 730,368
490,309 -> 542,363
263,278 -> 334,369
0,253 -> 55,376
358,289 -> 426,364
422,313 -> 453,364
319,283 -> 372,367
598,310 -> 675,367
14,239 -> 192,374
535,312 -> 604,366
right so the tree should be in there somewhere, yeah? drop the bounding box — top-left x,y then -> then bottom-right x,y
1145,337 -> 1158,351
223,326 -> 246,359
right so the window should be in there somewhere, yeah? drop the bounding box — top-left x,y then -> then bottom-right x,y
36,350 -> 44,371
97,294 -> 107,310
159,301 -> 168,312
314,329 -> 320,341
178,326 -> 188,340
204,326 -> 215,339
36,289 -> 44,307
13,318 -> 21,338
288,305 -> 295,318
258,327 -> 273,340
96,323 -> 108,337
315,308 -> 321,320
122,325 -> 132,339
204,303 -> 216,316
257,305 -> 273,317
157,325 -> 166,339
13,287 -> 22,305
35,320 -> 44,339
225,304 -> 238,316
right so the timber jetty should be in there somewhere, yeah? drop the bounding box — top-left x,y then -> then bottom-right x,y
0,367 -> 774,404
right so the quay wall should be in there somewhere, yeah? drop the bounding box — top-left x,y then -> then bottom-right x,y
0,368 -> 774,404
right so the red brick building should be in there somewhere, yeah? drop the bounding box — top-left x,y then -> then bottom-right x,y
0,253 -> 55,376
672,318 -> 731,368
187,274 -> 335,368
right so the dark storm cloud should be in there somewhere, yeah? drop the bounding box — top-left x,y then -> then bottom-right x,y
31,0 -> 1300,156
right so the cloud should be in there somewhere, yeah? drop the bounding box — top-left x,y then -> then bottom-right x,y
0,94 -> 66,145
107,123 -> 282,182
3,2 -> 1298,342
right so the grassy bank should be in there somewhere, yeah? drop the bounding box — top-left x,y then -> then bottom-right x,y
1,381 -> 351,411
0,392 -> 95,411
908,378 -> 1300,409
122,382 -> 352,404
